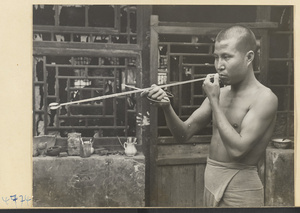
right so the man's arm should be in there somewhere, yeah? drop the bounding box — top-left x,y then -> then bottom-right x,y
163,97 -> 212,142
204,75 -> 278,160
143,85 -> 212,142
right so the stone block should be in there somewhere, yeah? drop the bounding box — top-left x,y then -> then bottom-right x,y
33,154 -> 145,207
265,147 -> 294,206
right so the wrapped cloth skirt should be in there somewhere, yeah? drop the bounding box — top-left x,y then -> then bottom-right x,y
203,158 -> 264,207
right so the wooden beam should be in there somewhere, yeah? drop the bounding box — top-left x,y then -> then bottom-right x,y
149,14 -> 159,207
137,5 -> 152,207
33,47 -> 140,57
33,41 -> 141,57
158,21 -> 278,29
153,22 -> 278,36
33,25 -> 119,34
33,41 -> 141,51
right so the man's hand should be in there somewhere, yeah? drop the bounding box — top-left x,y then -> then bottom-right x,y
141,84 -> 170,107
202,74 -> 220,103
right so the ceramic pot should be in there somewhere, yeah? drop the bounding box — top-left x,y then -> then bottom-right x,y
80,141 -> 94,158
124,142 -> 137,157
67,132 -> 81,156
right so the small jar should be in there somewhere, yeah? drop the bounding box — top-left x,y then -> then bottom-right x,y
80,141 -> 94,158
67,132 -> 81,156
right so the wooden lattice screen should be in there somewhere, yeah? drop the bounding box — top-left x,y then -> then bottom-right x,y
33,5 -> 141,138
33,55 -> 138,137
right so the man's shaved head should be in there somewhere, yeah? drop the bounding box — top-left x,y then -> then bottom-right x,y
215,25 -> 257,54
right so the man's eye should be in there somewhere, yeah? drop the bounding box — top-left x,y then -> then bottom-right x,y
223,55 -> 230,60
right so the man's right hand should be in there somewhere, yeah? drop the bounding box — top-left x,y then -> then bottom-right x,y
141,84 -> 170,107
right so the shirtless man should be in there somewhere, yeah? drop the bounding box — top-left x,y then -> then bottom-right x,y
142,25 -> 278,207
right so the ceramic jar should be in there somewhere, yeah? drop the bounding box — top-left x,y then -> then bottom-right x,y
67,132 -> 81,156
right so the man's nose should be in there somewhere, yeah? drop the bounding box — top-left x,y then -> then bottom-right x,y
215,60 -> 225,72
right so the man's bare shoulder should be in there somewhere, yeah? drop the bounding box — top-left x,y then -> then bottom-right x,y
250,85 -> 278,116
219,84 -> 278,109
256,85 -> 278,105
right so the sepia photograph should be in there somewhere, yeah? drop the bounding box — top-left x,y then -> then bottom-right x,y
31,4 -> 294,208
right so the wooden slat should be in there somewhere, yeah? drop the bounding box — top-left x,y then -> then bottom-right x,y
158,135 -> 211,144
58,115 -> 114,119
271,31 -> 293,35
157,143 -> 209,158
153,20 -> 278,37
137,5 -> 152,207
33,41 -> 141,52
154,24 -> 278,36
33,25 -> 119,34
55,76 -> 115,80
182,63 -> 214,67
46,64 -> 127,69
32,56 -> 37,138
156,155 -> 207,166
268,58 -> 294,61
195,164 -> 205,206
154,26 -> 220,36
173,165 -> 197,206
191,67 -> 195,105
114,6 -> 121,31
169,53 -> 213,57
149,15 -> 160,207
33,47 -> 140,57
43,56 -> 48,134
158,21 -> 278,29
157,164 -> 171,206
268,85 -> 294,88
157,164 -> 202,206
159,42 -> 212,46
47,126 -> 125,130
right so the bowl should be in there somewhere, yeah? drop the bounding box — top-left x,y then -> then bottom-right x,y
272,138 -> 292,149
47,146 -> 62,156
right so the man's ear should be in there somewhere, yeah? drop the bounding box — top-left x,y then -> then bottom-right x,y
246,51 -> 254,65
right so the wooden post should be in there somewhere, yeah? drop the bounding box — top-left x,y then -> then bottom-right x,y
149,14 -> 159,207
137,6 -> 152,206
256,6 -> 271,22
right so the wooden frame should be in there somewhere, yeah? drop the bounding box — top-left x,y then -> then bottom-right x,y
148,14 -> 278,206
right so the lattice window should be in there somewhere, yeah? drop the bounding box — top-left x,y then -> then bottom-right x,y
268,6 -> 294,138
33,5 -> 137,44
33,5 -> 140,138
33,55 -> 138,137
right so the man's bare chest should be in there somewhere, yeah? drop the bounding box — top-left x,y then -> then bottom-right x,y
217,94 -> 253,132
